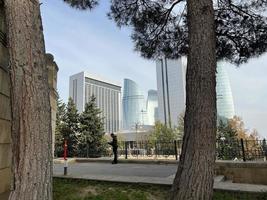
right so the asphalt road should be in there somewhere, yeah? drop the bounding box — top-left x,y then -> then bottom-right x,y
54,162 -> 177,178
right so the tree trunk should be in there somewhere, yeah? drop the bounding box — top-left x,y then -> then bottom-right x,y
170,0 -> 217,199
4,0 -> 52,199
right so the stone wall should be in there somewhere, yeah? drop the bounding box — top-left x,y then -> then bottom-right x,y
0,2 -> 12,195
46,53 -> 58,155
216,161 -> 267,185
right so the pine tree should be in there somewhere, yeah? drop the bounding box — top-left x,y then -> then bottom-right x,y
107,1 -> 267,199
78,96 -> 105,158
54,98 -> 66,157
61,98 -> 80,157
4,0 -> 266,198
4,0 -> 53,199
3,0 -> 99,199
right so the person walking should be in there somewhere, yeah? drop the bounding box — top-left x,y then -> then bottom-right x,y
108,133 -> 118,164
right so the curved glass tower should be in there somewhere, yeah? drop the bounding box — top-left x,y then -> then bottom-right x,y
122,79 -> 146,130
146,90 -> 158,125
216,63 -> 235,119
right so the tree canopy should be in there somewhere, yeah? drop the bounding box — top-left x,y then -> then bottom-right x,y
107,0 -> 267,64
61,0 -> 267,64
63,0 -> 99,10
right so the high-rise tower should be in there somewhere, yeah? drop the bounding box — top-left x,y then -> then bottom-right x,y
216,63 -> 235,119
122,79 -> 146,129
156,58 -> 235,127
156,57 -> 187,127
146,90 -> 158,125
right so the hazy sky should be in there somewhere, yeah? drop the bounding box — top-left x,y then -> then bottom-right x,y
41,0 -> 267,138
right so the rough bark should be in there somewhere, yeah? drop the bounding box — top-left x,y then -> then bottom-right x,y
170,0 -> 217,199
4,0 -> 52,199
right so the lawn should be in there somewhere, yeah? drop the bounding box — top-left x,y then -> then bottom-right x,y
53,178 -> 267,200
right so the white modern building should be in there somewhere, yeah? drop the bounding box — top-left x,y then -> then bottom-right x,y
69,71 -> 122,133
156,57 -> 187,127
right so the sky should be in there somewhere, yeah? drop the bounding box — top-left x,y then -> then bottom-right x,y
41,0 -> 267,138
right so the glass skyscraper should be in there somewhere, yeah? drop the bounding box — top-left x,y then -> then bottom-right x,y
156,58 -> 235,127
122,79 -> 146,130
146,90 -> 159,125
156,57 -> 187,127
216,63 -> 235,119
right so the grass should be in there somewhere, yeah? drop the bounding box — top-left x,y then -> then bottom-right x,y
53,178 -> 267,200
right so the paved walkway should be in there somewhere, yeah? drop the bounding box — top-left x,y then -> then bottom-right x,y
54,162 -> 267,193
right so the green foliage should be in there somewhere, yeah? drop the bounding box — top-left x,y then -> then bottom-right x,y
173,113 -> 184,140
262,139 -> 267,157
78,96 -> 105,158
63,0 -> 99,10
55,98 -> 66,157
60,98 -> 80,157
109,0 -> 267,65
217,120 -> 239,160
149,121 -> 181,143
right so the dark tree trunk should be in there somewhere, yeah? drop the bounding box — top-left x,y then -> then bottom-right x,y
170,0 -> 217,199
4,0 -> 52,199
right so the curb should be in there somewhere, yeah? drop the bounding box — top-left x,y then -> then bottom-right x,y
54,158 -> 179,165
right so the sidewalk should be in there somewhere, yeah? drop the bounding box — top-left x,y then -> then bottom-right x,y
53,161 -> 267,193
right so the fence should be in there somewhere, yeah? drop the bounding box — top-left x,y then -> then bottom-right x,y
56,139 -> 267,162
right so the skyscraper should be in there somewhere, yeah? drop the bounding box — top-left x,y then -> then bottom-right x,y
146,90 -> 158,125
216,63 -> 235,119
156,58 -> 235,127
69,72 -> 122,133
156,57 -> 187,127
122,79 -> 146,130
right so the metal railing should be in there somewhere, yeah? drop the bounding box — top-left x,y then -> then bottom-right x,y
56,139 -> 267,162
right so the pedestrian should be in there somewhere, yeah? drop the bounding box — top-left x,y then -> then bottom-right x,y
108,133 -> 118,164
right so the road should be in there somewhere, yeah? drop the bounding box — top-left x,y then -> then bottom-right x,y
54,162 -> 177,179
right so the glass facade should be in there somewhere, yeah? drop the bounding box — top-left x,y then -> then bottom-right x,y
156,58 -> 187,127
156,58 -> 235,126
122,79 -> 146,130
146,90 -> 158,125
216,63 -> 235,119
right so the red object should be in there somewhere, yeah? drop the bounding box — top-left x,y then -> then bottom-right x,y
64,140 -> 68,160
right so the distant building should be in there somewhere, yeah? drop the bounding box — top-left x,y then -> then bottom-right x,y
156,58 -> 187,127
216,63 -> 235,119
116,125 -> 154,142
122,79 -> 146,130
69,72 -> 122,133
146,90 -> 158,125
156,58 -> 235,127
